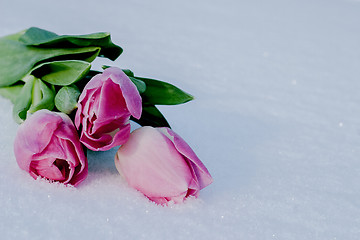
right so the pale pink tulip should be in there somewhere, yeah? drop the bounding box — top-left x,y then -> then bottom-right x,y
114,126 -> 213,204
75,67 -> 142,151
14,110 -> 88,186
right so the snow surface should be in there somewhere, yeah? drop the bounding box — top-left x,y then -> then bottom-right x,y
1,0 -> 360,239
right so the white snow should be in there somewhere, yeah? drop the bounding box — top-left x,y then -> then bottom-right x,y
1,0 -> 360,239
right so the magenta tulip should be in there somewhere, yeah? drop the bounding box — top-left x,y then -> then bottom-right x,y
14,110 -> 88,186
75,67 -> 142,151
114,126 -> 213,204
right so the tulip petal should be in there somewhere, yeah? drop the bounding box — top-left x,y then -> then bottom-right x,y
30,158 -> 66,181
14,110 -> 62,171
102,67 -> 142,119
55,113 -> 87,170
158,127 -> 213,190
74,74 -> 102,128
75,67 -> 142,151
147,193 -> 188,205
96,77 -> 128,122
115,126 -> 192,199
81,122 -> 131,151
14,110 -> 88,186
147,197 -> 169,205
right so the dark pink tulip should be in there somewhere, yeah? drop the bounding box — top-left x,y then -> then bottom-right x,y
14,110 -> 88,186
114,126 -> 213,205
75,67 -> 142,151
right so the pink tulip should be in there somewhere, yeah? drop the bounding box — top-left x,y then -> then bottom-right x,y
114,126 -> 213,204
14,110 -> 88,186
75,67 -> 142,151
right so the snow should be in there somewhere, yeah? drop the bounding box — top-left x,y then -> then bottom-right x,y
1,0 -> 360,239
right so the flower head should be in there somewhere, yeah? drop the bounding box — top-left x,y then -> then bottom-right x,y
115,126 -> 213,204
75,67 -> 142,151
14,109 -> 88,186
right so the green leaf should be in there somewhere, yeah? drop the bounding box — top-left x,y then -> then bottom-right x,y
55,85 -> 81,114
31,60 -> 91,86
28,78 -> 55,113
131,105 -> 170,128
122,69 -> 134,77
12,77 -> 55,123
0,35 -> 100,87
13,76 -> 35,123
19,27 -> 122,61
0,84 -> 23,104
3,30 -> 27,41
137,77 -> 194,105
19,27 -> 57,43
129,77 -> 146,94
101,65 -> 111,70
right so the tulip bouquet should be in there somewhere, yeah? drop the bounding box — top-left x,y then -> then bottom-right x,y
0,27 -> 212,205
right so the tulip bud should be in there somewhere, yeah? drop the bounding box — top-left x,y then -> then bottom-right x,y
75,67 -> 142,151
115,126 -> 213,204
14,109 -> 88,186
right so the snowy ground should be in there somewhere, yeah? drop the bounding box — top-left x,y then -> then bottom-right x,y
1,0 -> 360,239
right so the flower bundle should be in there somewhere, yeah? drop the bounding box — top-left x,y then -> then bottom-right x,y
0,27 -> 212,205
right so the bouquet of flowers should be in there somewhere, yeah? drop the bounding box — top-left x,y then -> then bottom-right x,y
0,27 -> 212,205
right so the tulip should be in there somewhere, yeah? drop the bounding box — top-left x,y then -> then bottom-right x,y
114,126 -> 213,204
14,110 -> 88,186
75,67 -> 142,151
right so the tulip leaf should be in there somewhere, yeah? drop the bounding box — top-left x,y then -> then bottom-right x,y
136,77 -> 194,105
0,35 -> 100,87
55,85 -> 81,114
131,105 -> 170,128
28,78 -> 55,114
31,60 -> 91,86
129,77 -> 146,94
19,27 -> 123,61
121,69 -> 135,77
0,84 -> 23,104
13,77 -> 36,123
13,77 -> 55,123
